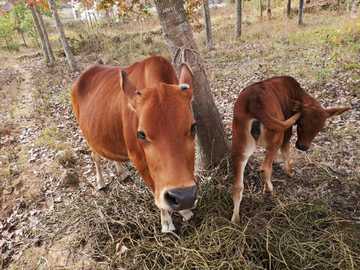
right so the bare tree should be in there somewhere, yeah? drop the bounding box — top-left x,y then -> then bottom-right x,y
259,0 -> 263,18
266,0 -> 271,19
203,0 -> 213,48
235,0 -> 242,38
154,0 -> 230,168
287,0 -> 291,17
47,0 -> 77,71
298,0 -> 304,25
34,4 -> 55,65
28,4 -> 50,63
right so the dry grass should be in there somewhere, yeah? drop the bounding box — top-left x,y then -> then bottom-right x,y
33,159 -> 360,269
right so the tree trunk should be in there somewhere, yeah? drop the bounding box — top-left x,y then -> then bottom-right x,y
19,30 -> 28,47
35,4 -> 55,65
298,0 -> 304,25
5,38 -> 11,53
286,0 -> 291,17
154,0 -> 230,169
259,0 -> 263,18
47,0 -> 78,71
29,4 -> 50,63
267,0 -> 271,19
235,0 -> 242,38
203,0 -> 213,48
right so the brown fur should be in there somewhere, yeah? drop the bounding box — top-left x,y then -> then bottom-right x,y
71,56 -> 199,232
231,76 -> 350,223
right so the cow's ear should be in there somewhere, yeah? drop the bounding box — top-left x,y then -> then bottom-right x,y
325,107 -> 351,118
120,70 -> 138,108
289,99 -> 303,112
179,63 -> 194,100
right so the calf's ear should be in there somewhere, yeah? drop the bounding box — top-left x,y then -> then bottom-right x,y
289,99 -> 303,112
119,70 -> 139,109
179,63 -> 194,101
325,107 -> 351,118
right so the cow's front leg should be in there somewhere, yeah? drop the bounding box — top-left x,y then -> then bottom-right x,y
114,161 -> 130,181
280,129 -> 295,177
161,209 -> 175,232
92,151 -> 106,189
179,209 -> 193,221
260,145 -> 280,197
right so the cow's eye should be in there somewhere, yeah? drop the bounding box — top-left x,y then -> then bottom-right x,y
137,131 -> 147,140
191,123 -> 198,133
298,121 -> 302,127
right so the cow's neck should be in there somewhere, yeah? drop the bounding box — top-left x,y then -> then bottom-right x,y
292,86 -> 320,107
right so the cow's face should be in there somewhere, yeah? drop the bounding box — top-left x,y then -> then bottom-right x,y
120,66 -> 199,211
289,100 -> 350,151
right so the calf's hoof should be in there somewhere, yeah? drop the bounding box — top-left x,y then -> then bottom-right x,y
231,214 -> 240,224
263,190 -> 273,201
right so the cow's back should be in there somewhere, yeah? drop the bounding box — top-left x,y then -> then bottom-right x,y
71,65 -> 129,161
234,76 -> 301,131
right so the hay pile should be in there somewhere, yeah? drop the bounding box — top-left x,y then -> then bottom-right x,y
35,159 -> 360,269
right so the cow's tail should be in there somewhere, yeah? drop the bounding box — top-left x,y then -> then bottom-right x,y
253,110 -> 301,132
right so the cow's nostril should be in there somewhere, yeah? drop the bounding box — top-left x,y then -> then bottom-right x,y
164,192 -> 180,208
164,186 -> 197,210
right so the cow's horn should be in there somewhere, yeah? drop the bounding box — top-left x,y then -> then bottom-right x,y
135,90 -> 142,95
179,83 -> 190,90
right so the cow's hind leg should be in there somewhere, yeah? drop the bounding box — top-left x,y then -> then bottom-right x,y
161,209 -> 175,232
231,141 -> 255,223
260,144 -> 281,198
92,151 -> 106,189
114,161 -> 130,181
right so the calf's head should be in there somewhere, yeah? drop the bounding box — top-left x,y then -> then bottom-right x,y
120,65 -> 199,211
289,99 -> 350,151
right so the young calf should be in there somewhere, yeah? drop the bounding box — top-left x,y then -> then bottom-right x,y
231,76 -> 350,223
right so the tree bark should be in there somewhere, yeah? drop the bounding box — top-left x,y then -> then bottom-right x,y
267,0 -> 271,19
203,0 -> 213,48
235,0 -> 242,38
154,0 -> 230,168
35,4 -> 55,65
29,4 -> 50,63
19,30 -> 27,47
298,0 -> 304,25
259,0 -> 263,18
286,0 -> 291,17
47,0 -> 77,71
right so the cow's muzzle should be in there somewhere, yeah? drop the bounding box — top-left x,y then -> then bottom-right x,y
297,144 -> 309,151
164,186 -> 200,210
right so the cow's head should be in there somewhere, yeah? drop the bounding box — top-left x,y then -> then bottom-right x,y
120,64 -> 200,211
289,99 -> 350,151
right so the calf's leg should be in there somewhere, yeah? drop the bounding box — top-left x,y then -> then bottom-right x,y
260,144 -> 281,197
280,129 -> 295,177
231,141 -> 255,223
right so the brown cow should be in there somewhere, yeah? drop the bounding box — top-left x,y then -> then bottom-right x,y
71,56 -> 200,232
231,76 -> 350,223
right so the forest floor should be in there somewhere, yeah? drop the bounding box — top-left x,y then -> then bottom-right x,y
1,2 -> 360,269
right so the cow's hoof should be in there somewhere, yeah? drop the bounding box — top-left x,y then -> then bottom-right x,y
119,172 -> 131,182
287,171 -> 296,178
263,190 -> 273,201
231,216 -> 240,224
161,223 -> 176,233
